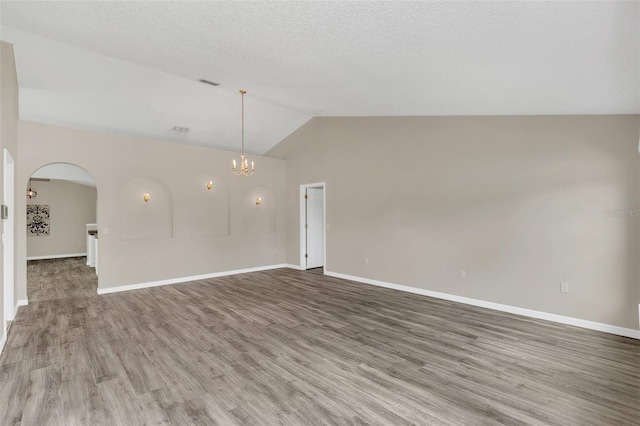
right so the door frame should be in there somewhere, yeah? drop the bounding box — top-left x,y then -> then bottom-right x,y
299,182 -> 326,271
3,149 -> 15,325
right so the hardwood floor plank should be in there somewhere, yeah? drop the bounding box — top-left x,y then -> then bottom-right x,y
85,336 -> 126,385
61,371 -> 113,426
59,340 -> 92,377
0,361 -> 29,425
20,365 -> 64,426
96,377 -> 149,425
115,343 -> 164,396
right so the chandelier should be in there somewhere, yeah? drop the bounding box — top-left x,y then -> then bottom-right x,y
232,90 -> 255,177
26,178 -> 37,199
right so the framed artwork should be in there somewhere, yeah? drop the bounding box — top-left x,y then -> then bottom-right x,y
27,204 -> 50,237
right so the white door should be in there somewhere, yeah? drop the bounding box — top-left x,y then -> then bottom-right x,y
3,149 -> 15,323
305,188 -> 324,269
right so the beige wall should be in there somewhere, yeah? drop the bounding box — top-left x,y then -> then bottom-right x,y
17,121 -> 286,299
0,42 -> 19,340
26,179 -> 97,258
269,115 -> 640,330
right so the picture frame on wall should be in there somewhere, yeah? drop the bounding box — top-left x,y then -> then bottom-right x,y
26,204 -> 50,237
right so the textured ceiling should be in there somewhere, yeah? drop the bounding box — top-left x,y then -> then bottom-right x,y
1,1 -> 639,153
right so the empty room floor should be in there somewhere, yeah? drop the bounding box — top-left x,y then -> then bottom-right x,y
27,256 -> 98,302
1,262 -> 639,425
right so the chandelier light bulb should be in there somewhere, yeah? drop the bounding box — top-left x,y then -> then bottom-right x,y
26,178 -> 38,199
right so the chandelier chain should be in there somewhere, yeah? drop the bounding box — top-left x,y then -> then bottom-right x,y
241,90 -> 245,155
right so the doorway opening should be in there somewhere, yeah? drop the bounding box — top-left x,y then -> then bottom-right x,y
26,163 -> 98,302
299,182 -> 326,271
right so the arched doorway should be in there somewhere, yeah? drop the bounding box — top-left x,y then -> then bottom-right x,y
26,163 -> 98,301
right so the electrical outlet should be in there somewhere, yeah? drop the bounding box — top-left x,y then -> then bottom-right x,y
561,282 -> 569,293
103,227 -> 108,235
460,269 -> 466,278
364,257 -> 369,264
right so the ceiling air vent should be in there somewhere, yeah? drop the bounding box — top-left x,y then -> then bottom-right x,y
170,126 -> 189,135
198,79 -> 219,86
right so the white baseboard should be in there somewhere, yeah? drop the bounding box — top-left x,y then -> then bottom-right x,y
286,264 -> 328,271
285,264 -> 304,270
0,329 -> 6,357
324,270 -> 640,340
14,299 -> 27,318
97,264 -> 288,295
1,300 -> 27,356
27,253 -> 86,261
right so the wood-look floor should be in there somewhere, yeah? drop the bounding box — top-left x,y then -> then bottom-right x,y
27,257 -> 98,302
1,259 -> 639,425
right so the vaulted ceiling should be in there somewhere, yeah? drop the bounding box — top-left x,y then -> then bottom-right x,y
1,1 -> 639,154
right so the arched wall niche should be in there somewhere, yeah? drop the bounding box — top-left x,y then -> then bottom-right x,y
189,175 -> 230,237
120,177 -> 173,240
242,185 -> 275,235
